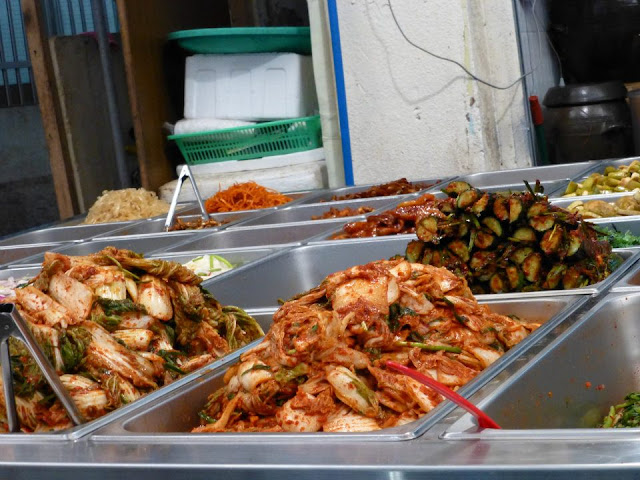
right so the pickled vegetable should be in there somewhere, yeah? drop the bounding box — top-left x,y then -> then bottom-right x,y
416,216 -> 439,243
482,217 -> 503,237
540,227 -> 563,255
457,189 -> 480,209
511,227 -> 537,243
471,192 -> 490,215
407,180 -> 616,294
505,265 -> 524,289
405,240 -> 424,263
562,160 -> 640,196
489,273 -> 508,293
493,196 -> 509,222
511,247 -> 534,265
442,181 -> 472,196
474,230 -> 495,249
565,192 -> 640,219
542,264 -> 566,290
448,240 -> 470,262
509,197 -> 523,223
522,252 -> 542,283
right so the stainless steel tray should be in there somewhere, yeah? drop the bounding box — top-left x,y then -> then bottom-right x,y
610,252 -> 640,290
551,192 -> 640,223
442,291 -> 640,440
231,197 -> 399,228
164,220 -> 348,252
90,295 -> 586,442
8,233 -> 207,266
0,221 -> 139,248
472,248 -> 639,300
0,243 -> 63,267
202,235 -> 639,310
201,235 -> 417,310
592,217 -> 640,237
0,310 -> 273,443
453,162 -> 594,192
95,211 -> 259,238
147,248 -> 276,280
480,180 -> 568,196
56,203 -> 195,227
0,265 -> 41,281
295,177 -> 449,205
555,157 -> 640,199
177,191 -> 322,217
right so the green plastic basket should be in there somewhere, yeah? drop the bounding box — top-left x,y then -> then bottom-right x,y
168,116 -> 322,165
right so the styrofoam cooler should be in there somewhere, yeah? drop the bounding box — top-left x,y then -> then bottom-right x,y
184,53 -> 317,121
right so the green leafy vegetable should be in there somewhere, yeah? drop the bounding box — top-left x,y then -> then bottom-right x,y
158,349 -> 186,375
600,392 -> 640,428
241,364 -> 272,376
91,313 -> 122,332
60,327 -> 92,373
395,340 -> 461,353
274,363 -> 309,384
97,298 -> 147,317
387,303 -> 417,332
595,226 -> 640,249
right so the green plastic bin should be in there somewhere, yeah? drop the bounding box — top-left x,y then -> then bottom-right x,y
168,116 -> 322,165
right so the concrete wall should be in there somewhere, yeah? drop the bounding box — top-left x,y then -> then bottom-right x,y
0,105 -> 58,237
336,0 -> 533,184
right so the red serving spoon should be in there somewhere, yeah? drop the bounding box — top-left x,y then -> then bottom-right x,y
386,360 -> 501,429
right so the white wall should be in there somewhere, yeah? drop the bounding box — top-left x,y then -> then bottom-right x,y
336,0 -> 534,184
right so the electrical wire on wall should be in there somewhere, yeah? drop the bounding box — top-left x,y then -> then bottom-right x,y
387,0 -> 546,91
328,0 -> 561,183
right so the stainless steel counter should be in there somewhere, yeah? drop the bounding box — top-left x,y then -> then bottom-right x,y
2,161 -> 640,478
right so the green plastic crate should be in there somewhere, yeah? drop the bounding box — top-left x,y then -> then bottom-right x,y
167,27 -> 312,55
168,116 -> 322,165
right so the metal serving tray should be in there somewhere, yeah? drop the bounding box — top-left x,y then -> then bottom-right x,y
148,248 -> 276,278
610,252 -> 640,290
0,266 -> 41,286
0,221 -> 139,248
551,192 -> 640,223
295,177 -> 448,206
594,217 -> 640,237
0,243 -> 63,267
453,162 -> 594,192
200,236 -> 630,310
556,156 -> 640,199
482,180 -> 567,196
201,235 -> 417,309
8,233 -> 206,267
443,291 -> 640,440
0,312 -> 275,442
177,192 -> 321,217
95,211 -> 258,238
54,203 -> 195,227
231,197 -> 399,228
90,295 -> 586,442
472,248 -> 638,300
164,220 -> 348,252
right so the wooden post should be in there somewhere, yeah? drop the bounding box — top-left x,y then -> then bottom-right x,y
21,0 -> 78,219
115,0 -> 230,192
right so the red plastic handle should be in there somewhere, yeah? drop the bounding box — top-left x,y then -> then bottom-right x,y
386,360 -> 501,429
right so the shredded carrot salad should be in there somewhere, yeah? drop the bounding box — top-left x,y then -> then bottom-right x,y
204,182 -> 293,213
